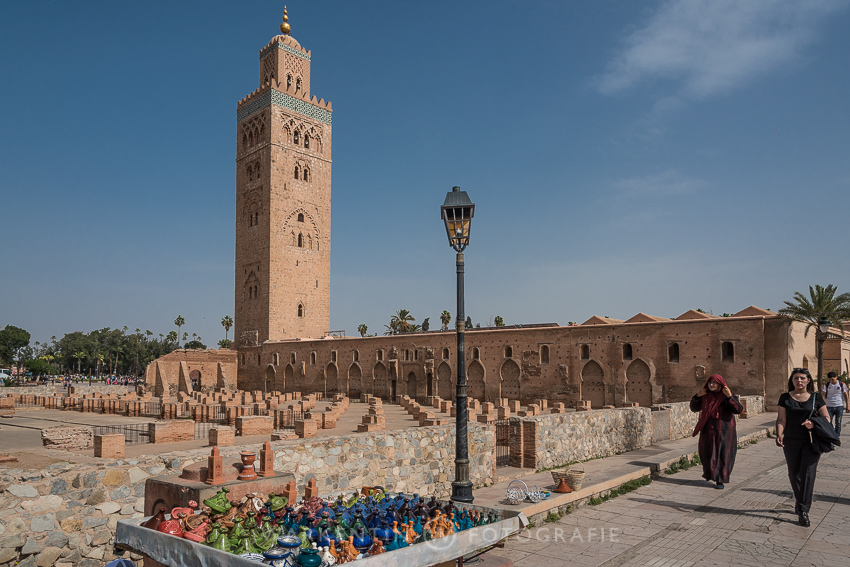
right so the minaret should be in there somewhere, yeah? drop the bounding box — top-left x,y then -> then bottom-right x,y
234,6 -> 332,357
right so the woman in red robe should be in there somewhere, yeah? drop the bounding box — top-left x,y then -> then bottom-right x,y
690,374 -> 743,489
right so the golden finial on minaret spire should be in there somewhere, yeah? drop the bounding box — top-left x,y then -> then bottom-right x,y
280,6 -> 291,35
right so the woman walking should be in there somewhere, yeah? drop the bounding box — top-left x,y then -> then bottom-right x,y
690,374 -> 743,489
776,368 -> 830,526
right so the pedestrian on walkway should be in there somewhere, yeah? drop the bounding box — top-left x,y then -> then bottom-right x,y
690,374 -> 743,489
776,368 -> 830,527
822,371 -> 849,436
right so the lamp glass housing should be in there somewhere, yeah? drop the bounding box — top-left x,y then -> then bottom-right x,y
818,316 -> 830,335
441,186 -> 475,252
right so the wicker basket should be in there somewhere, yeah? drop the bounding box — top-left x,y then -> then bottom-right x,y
564,463 -> 586,491
550,469 -> 571,485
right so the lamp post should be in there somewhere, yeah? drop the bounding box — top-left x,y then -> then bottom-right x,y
816,315 -> 830,393
441,186 -> 475,504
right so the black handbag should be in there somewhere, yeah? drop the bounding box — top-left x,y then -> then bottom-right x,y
808,393 -> 840,454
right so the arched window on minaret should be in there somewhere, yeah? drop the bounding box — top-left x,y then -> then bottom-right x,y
293,130 -> 300,145
294,165 -> 300,180
308,234 -> 313,249
296,77 -> 302,91
297,233 -> 303,248
303,168 -> 309,182
259,124 -> 264,139
304,135 -> 310,149
287,74 -> 292,88
297,213 -> 304,222
255,161 -> 261,179
248,131 -> 254,147
247,165 -> 253,181
298,304 -> 304,317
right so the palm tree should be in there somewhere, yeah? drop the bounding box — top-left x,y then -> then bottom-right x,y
357,324 -> 368,337
74,351 -> 85,374
166,330 -> 178,344
494,316 -> 505,327
390,309 -> 415,334
174,315 -> 185,346
779,284 -> 850,391
440,310 -> 451,331
221,315 -> 234,341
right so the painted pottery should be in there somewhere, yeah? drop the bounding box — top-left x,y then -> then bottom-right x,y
156,518 -> 183,538
239,451 -> 258,481
203,488 -> 232,515
295,545 -> 322,567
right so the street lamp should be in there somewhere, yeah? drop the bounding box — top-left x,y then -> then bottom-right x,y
816,315 -> 830,392
441,185 -> 475,504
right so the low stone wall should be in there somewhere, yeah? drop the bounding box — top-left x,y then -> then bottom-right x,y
41,427 -> 93,450
271,422 -> 495,496
658,395 -> 766,441
68,385 -> 130,396
516,407 -> 652,470
0,386 -> 57,396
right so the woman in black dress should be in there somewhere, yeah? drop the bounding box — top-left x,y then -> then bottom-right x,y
690,374 -> 743,489
776,368 -> 830,527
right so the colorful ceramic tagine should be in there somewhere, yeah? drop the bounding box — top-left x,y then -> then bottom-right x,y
268,492 -> 288,512
183,518 -> 211,543
351,525 -> 372,554
203,487 -> 232,515
156,516 -> 184,538
218,501 -> 239,529
277,533 -> 302,559
238,451 -> 258,481
320,545 -> 337,565
239,493 -> 265,517
205,523 -> 230,552
230,532 -> 250,555
228,517 -> 248,550
367,539 -> 385,556
141,506 -> 167,530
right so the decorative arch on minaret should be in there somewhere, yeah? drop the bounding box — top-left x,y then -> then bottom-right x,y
283,207 -> 320,249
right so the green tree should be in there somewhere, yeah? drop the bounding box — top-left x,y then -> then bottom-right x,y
218,338 -> 232,349
174,315 -> 186,347
388,309 -> 415,335
0,325 -> 31,377
167,330 -> 178,344
357,324 -> 368,337
184,340 -> 207,350
494,316 -> 505,327
440,310 -> 451,331
221,315 -> 234,341
25,358 -> 50,375
779,284 -> 850,390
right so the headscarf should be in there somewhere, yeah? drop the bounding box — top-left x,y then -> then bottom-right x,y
692,374 -> 729,437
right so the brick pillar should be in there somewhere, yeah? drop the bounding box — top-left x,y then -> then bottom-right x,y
522,421 -> 538,469
94,433 -> 125,458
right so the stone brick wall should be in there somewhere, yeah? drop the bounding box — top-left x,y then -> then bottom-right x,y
236,315 -> 809,410
68,385 -> 130,396
660,395 -> 766,441
271,422 -> 495,496
148,420 -> 194,444
0,386 -> 56,396
41,427 -> 93,450
516,407 -> 652,470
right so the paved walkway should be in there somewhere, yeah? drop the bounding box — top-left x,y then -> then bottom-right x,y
495,417 -> 849,567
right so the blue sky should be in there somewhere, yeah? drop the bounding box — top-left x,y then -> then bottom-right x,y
2,0 -> 849,346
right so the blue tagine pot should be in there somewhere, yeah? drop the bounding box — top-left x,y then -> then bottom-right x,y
277,535 -> 301,559
262,546 -> 292,567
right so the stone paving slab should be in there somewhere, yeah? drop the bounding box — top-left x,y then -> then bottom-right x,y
496,419 -> 849,567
